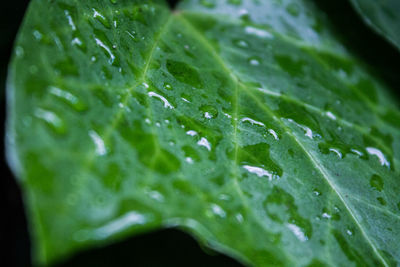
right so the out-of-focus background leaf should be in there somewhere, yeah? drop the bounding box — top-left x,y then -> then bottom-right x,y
349,0 -> 400,51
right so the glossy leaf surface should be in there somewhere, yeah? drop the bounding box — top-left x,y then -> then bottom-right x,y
349,0 -> 400,50
7,0 -> 400,266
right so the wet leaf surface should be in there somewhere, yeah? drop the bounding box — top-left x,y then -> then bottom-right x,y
7,0 -> 400,266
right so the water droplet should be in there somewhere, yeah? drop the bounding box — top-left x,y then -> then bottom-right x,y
93,211 -> 147,239
163,82 -> 173,90
235,213 -> 244,223
346,229 -> 353,236
370,174 -> 383,192
95,37 -> 116,65
268,129 -> 279,140
185,157 -> 194,164
34,108 -> 66,134
243,165 -> 276,180
210,204 -> 226,218
313,189 -> 322,196
15,46 -> 24,57
197,137 -> 211,151
287,223 -> 308,242
49,86 -> 87,111
233,39 -> 248,48
326,111 -> 336,120
240,117 -> 265,127
92,8 -> 111,28
287,118 -> 316,139
89,130 -> 107,156
248,56 -> 261,66
71,37 -> 84,47
239,9 -> 251,22
218,194 -> 231,201
350,148 -> 363,157
126,30 -> 137,41
200,105 -> 218,119
239,143 -> 282,178
148,91 -> 174,109
245,26 -> 273,39
64,10 -> 76,31
366,147 -> 390,168
186,130 -> 198,136
322,212 -> 331,219
147,190 -> 164,202
33,30 -> 43,41
329,148 -> 343,159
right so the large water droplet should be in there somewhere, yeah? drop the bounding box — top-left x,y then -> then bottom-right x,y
287,223 -> 308,242
245,26 -> 273,39
210,204 -> 226,218
197,137 -> 211,151
243,165 -> 276,181
64,10 -> 76,31
366,147 -> 390,168
92,8 -> 111,28
148,91 -> 174,109
248,56 -> 261,66
89,130 -> 107,156
95,37 -> 116,65
49,86 -> 87,111
200,105 -> 218,119
34,108 -> 66,134
240,117 -> 265,127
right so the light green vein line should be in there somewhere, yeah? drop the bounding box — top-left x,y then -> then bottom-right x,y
348,195 -> 400,220
177,12 -> 390,267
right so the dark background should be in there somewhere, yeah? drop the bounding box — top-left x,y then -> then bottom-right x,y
2,0 -> 399,266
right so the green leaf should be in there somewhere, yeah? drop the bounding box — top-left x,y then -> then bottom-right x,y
7,0 -> 400,266
349,0 -> 400,50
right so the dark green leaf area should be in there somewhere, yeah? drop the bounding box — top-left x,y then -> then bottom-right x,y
7,0 -> 400,266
